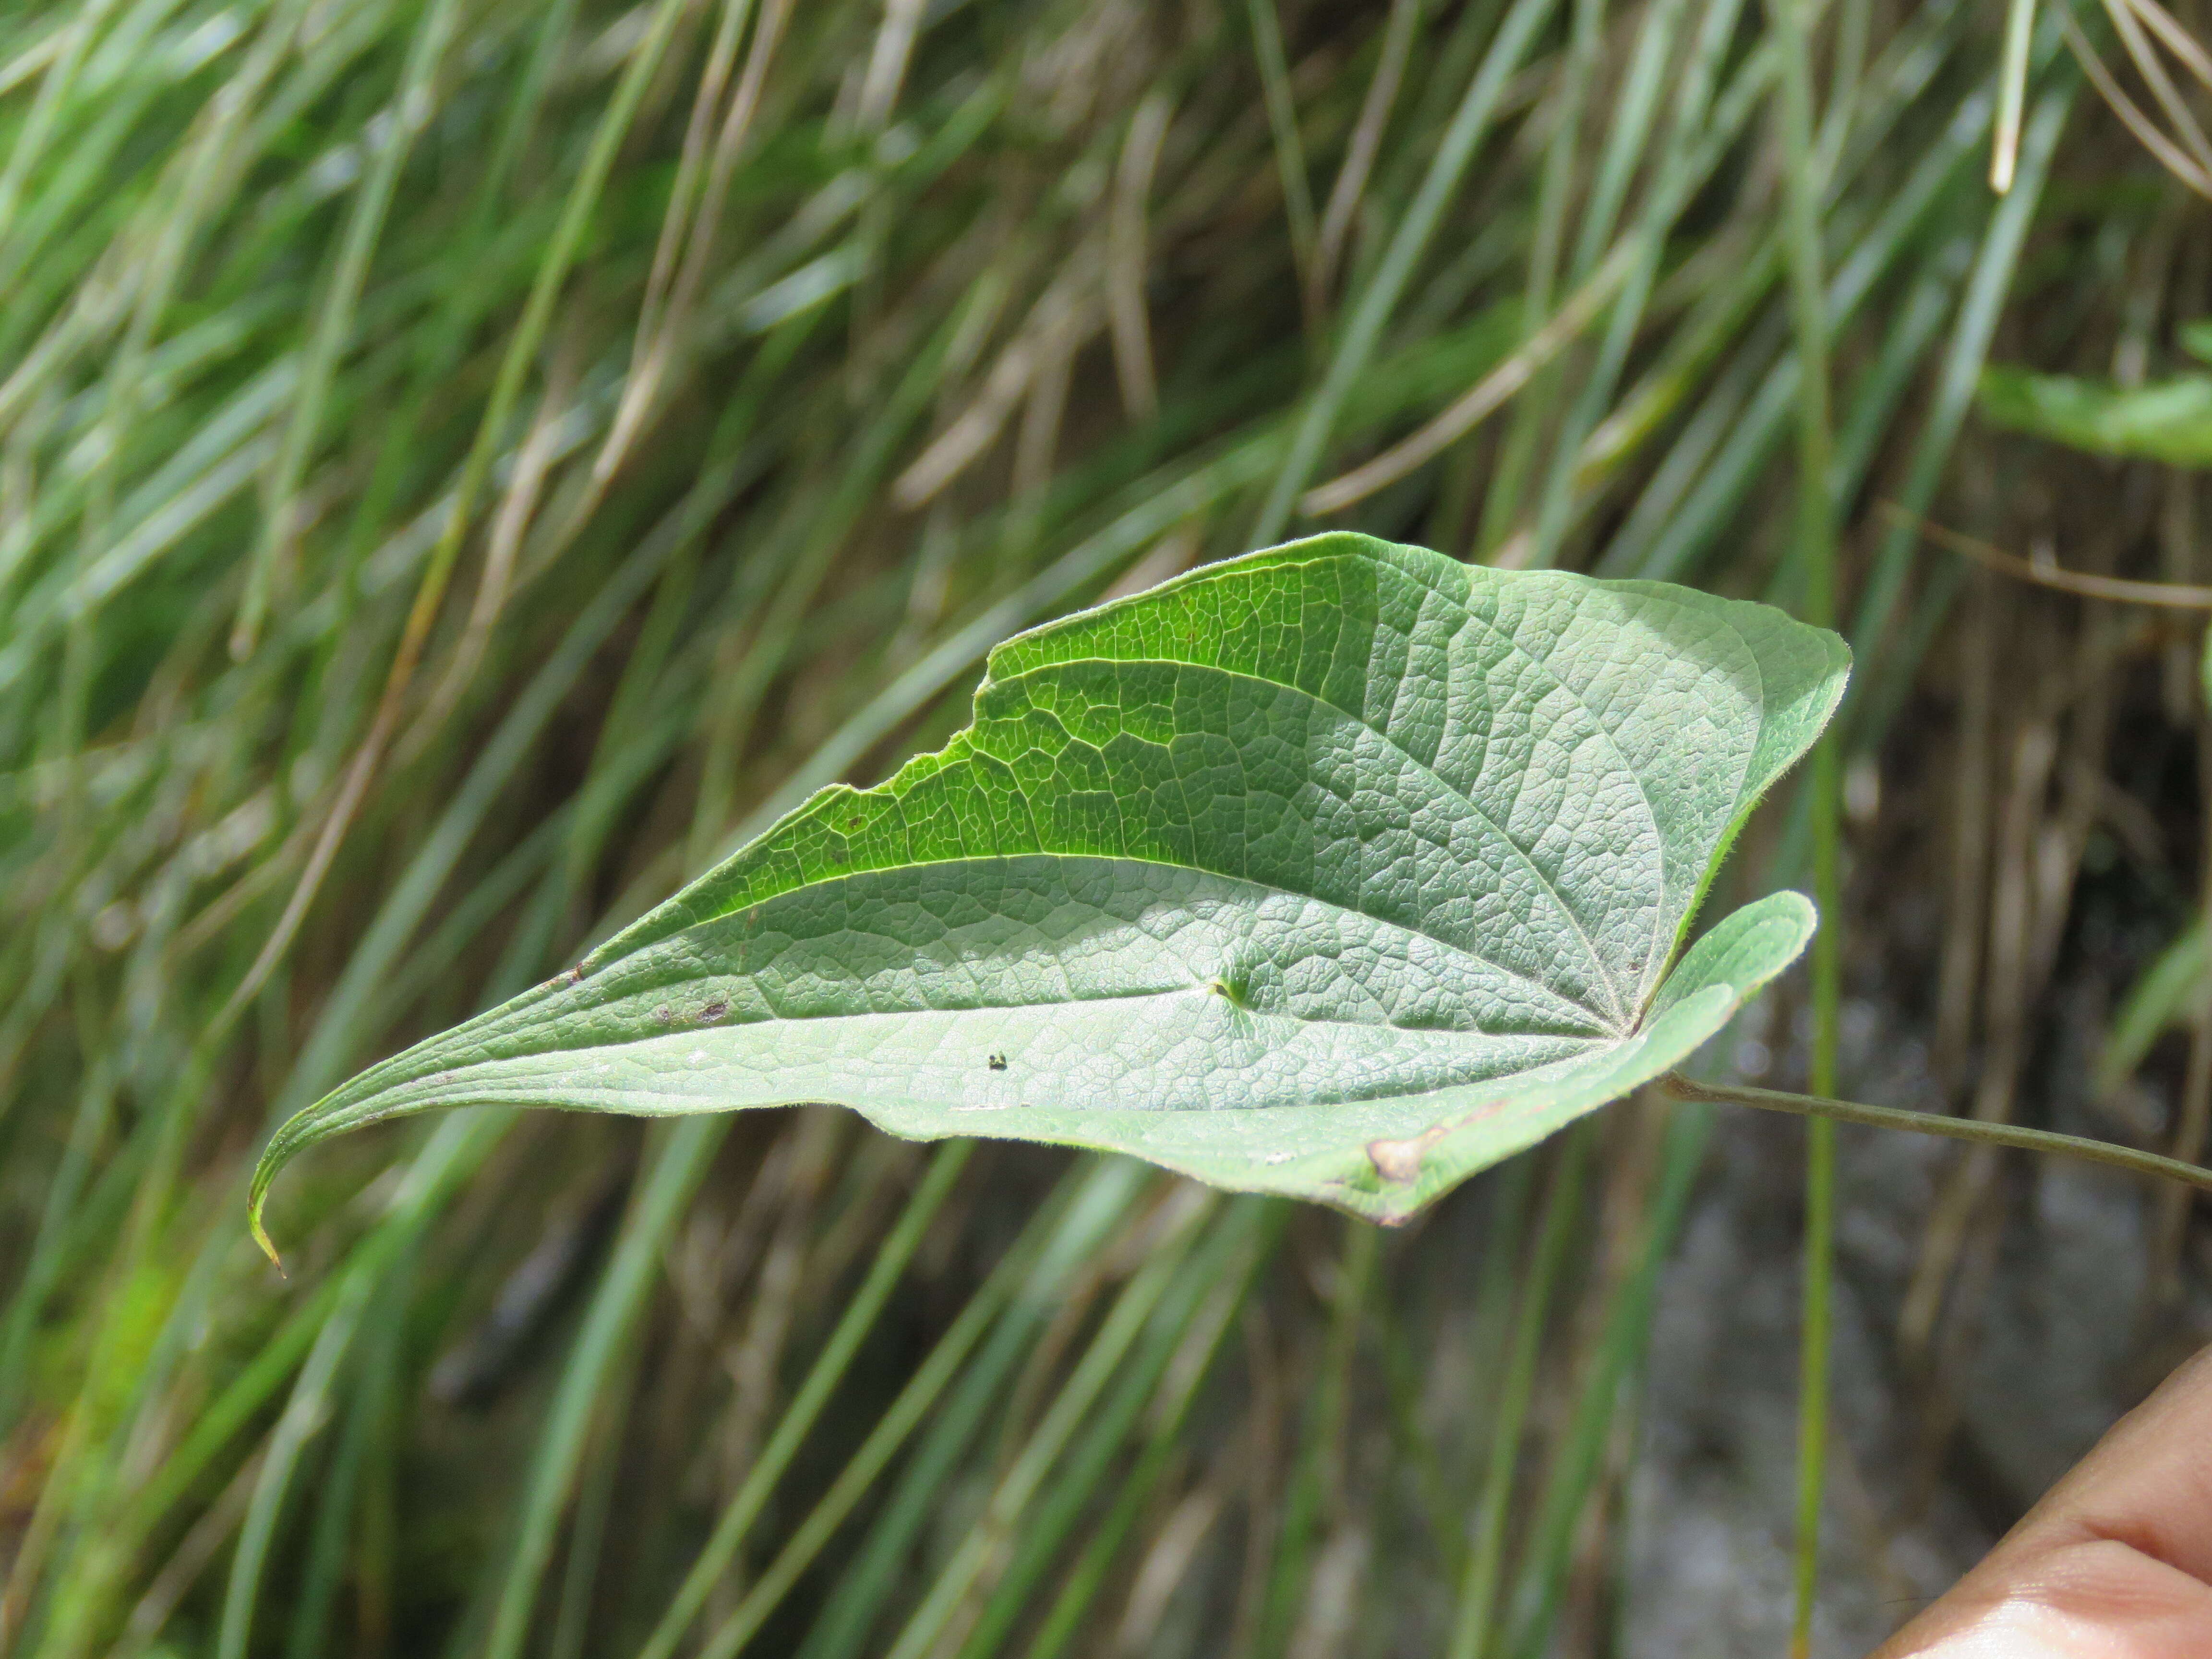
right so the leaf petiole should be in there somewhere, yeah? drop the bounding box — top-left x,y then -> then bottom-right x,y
1661,1071 -> 2212,1196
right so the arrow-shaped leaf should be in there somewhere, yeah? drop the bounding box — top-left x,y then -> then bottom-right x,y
253,533 -> 1847,1239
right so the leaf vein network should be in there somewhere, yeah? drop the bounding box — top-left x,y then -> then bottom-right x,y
997,653 -> 1633,1033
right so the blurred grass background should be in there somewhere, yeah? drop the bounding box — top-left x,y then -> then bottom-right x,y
8,0 -> 2212,1653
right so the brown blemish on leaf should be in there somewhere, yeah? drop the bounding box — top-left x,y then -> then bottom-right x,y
697,1001 -> 728,1022
1366,1123 -> 1449,1183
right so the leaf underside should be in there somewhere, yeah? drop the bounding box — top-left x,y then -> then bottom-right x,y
254,534 -> 1848,1232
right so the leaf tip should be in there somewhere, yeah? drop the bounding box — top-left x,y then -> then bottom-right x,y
249,1199 -> 284,1275
248,1130 -> 293,1274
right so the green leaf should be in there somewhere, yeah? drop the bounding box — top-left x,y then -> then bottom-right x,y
1978,363 -> 2212,467
252,534 -> 1847,1237
2095,918 -> 2206,1102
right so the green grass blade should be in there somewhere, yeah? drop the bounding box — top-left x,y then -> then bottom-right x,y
1250,0 -> 1560,546
1446,1130 -> 1590,1659
636,1141 -> 971,1659
483,1116 -> 727,1659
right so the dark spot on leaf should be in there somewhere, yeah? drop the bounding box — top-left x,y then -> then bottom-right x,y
987,1053 -> 1008,1071
697,1001 -> 728,1023
564,964 -> 583,985
653,1005 -> 673,1025
1205,973 -> 1252,1010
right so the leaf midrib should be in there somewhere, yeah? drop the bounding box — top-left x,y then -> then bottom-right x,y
455,979 -> 1614,1055
689,851 -> 1609,1026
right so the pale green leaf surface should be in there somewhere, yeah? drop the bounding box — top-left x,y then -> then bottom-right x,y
1978,364 -> 2212,467
252,535 -> 1846,1230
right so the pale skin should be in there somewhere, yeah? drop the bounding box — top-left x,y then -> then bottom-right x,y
1874,1343 -> 2212,1658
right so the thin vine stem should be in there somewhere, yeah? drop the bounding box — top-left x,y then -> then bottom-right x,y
1660,1072 -> 2212,1198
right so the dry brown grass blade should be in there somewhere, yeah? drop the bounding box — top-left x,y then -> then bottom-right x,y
1309,0 -> 1422,319
2100,0 -> 2212,180
2032,613 -> 2122,998
892,268 -> 1105,509
1912,605 -> 2127,1458
2153,652 -> 2212,1310
1110,93 -> 1173,422
112,1450 -> 264,1659
1229,1303 -> 1286,1658
217,694 -> 398,1026
599,0 -> 761,481
1896,579 -> 2121,1391
409,339 -> 584,754
699,1112 -> 846,1642
1303,238 -> 1637,516
600,0 -> 795,484
1903,1194 -> 2008,1515
1115,1476 -> 1230,1654
854,0 -> 930,134
1547,1097 -> 1666,1658
1899,708 -> 2056,1366
1883,503 -> 2212,607
1012,329 -> 1077,510
2120,0 -> 2212,90
2061,2 -> 2212,197
1932,577 -> 1996,1092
